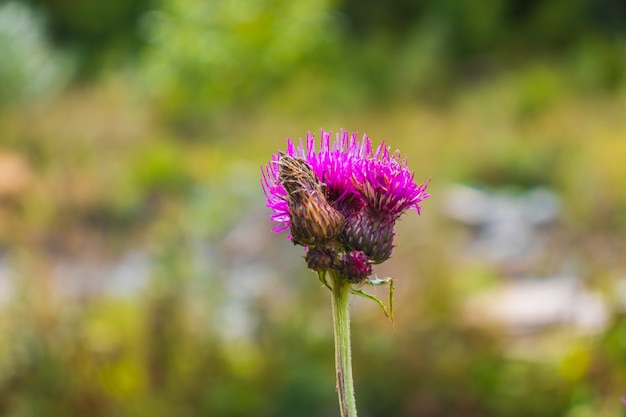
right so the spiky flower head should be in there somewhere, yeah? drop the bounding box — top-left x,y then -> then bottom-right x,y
261,129 -> 430,281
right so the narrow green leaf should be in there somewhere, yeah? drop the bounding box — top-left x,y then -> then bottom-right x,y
350,288 -> 390,319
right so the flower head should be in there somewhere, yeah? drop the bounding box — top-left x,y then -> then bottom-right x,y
261,129 -> 429,279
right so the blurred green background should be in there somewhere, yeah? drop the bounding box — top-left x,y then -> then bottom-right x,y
1,0 -> 626,416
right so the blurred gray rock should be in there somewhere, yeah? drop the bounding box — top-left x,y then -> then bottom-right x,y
465,275 -> 609,335
442,184 -> 560,266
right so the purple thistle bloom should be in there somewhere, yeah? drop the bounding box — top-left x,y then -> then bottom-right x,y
354,153 -> 431,217
261,129 -> 430,278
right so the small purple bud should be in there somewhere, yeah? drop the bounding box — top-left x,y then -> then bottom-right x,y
305,247 -> 337,272
337,250 -> 372,283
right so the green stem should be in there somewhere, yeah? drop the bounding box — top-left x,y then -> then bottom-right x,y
329,270 -> 358,417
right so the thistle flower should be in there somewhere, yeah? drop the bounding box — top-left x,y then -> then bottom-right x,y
261,129 -> 430,274
261,129 -> 430,417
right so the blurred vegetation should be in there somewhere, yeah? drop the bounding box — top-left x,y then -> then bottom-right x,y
0,2 -> 72,106
1,0 -> 626,416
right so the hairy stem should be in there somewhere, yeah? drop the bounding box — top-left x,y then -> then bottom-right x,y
329,270 -> 358,417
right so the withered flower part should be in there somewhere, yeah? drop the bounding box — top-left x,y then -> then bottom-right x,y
278,151 -> 320,195
278,154 -> 345,247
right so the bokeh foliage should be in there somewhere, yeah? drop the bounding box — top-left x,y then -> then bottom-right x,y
1,0 -> 626,416
0,2 -> 71,106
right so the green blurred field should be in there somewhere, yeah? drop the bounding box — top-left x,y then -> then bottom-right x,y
1,1 -> 626,416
